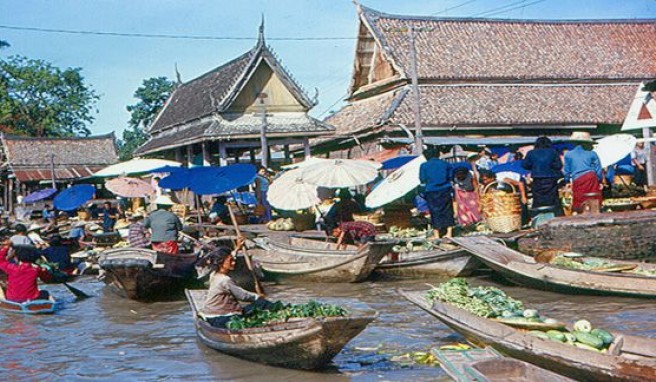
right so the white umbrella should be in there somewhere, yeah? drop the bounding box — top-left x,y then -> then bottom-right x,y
366,155 -> 426,209
93,158 -> 181,177
267,169 -> 320,211
299,158 -> 382,188
594,134 -> 637,168
280,157 -> 324,170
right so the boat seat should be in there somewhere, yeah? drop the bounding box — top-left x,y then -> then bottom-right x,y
608,335 -> 624,356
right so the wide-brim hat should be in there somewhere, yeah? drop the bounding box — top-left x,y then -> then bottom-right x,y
154,195 -> 175,205
569,131 -> 594,143
28,223 -> 42,232
86,223 -> 102,232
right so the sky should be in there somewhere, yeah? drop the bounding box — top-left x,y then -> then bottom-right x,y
1,0 -> 655,138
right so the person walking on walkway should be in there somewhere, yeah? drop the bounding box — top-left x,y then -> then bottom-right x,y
522,136 -> 564,216
419,146 -> 455,238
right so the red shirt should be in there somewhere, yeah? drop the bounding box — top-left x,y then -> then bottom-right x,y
340,221 -> 377,240
0,247 -> 51,302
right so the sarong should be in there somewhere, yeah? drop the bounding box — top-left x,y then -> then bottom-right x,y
424,188 -> 455,229
152,240 -> 179,254
572,171 -> 602,212
454,188 -> 481,226
531,177 -> 564,216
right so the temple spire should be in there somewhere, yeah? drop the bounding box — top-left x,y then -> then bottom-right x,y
258,14 -> 265,45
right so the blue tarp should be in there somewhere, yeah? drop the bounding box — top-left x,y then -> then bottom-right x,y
54,185 -> 95,211
189,164 -> 257,196
381,156 -> 416,170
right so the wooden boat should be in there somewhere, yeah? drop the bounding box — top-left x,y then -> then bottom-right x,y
518,210 -> 656,261
0,288 -> 58,314
375,247 -> 481,277
432,347 -> 574,382
250,236 -> 394,283
401,290 -> 656,382
451,236 -> 656,298
98,247 -> 198,300
185,289 -> 375,369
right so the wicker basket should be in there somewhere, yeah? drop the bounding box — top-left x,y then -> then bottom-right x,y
482,182 -> 521,233
383,204 -> 413,229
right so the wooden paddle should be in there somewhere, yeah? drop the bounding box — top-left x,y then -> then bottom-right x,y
62,282 -> 92,300
227,204 -> 264,296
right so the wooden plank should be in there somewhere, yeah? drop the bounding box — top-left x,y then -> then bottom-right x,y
450,236 -> 533,264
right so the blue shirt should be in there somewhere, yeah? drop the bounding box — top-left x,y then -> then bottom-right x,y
522,148 -> 563,178
564,146 -> 602,182
419,158 -> 453,192
257,175 -> 270,193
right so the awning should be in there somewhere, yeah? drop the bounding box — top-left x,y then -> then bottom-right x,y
383,135 -> 580,147
12,166 -> 104,182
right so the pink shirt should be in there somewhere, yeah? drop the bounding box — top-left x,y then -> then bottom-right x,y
0,247 -> 51,302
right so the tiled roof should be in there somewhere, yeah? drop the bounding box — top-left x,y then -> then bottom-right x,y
150,51 -> 254,133
1,134 -> 118,181
390,83 -> 637,127
359,5 -> 656,81
136,113 -> 333,156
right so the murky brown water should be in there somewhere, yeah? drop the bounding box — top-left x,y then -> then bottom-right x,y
1,273 -> 655,381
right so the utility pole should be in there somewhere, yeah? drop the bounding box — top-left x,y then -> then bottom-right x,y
387,26 -> 433,155
258,93 -> 269,169
50,153 -> 56,189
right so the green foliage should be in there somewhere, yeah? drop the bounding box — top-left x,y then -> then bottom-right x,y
0,55 -> 98,137
118,76 -> 174,160
426,278 -> 524,317
226,300 -> 348,330
643,80 -> 656,92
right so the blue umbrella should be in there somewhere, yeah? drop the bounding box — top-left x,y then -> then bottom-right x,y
189,164 -> 257,196
23,188 -> 57,204
53,184 -> 96,211
491,161 -> 530,176
159,168 -> 192,191
381,155 -> 417,170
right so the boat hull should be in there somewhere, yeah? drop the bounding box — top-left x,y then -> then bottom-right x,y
186,290 -> 374,369
0,298 -> 58,314
518,210 -> 656,261
402,290 -> 656,382
99,248 -> 197,300
375,249 -> 480,278
252,237 -> 393,283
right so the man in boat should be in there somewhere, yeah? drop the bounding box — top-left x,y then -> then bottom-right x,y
0,241 -> 52,302
419,146 -> 455,238
209,196 -> 230,224
128,211 -> 150,249
41,235 -> 75,275
324,189 -> 361,232
143,195 -> 183,254
333,221 -> 377,250
564,132 -> 603,213
101,201 -> 119,232
199,242 -> 273,328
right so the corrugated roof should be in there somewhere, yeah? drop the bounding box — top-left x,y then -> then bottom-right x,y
358,5 -> 656,82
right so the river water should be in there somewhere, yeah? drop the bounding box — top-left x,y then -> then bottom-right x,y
1,273 -> 655,381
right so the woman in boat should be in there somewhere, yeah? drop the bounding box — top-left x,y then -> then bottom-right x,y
199,242 -> 273,328
324,189 -> 361,231
144,195 -> 183,254
10,224 -> 34,247
522,136 -> 564,216
0,241 -> 52,302
128,212 -> 150,249
453,167 -> 481,226
332,221 -> 377,250
419,146 -> 455,238
41,235 -> 75,275
564,132 -> 603,213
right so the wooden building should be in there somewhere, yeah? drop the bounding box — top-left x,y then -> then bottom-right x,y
135,24 -> 334,166
0,133 -> 119,212
314,4 -> 656,158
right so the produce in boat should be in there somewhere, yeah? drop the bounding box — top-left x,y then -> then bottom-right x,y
226,300 -> 348,330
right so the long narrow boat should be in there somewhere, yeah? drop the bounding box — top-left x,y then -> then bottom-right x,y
98,248 -> 197,300
375,248 -> 480,278
0,292 -> 58,314
518,210 -> 656,260
185,289 -> 375,369
251,236 -> 394,283
451,236 -> 656,298
401,290 -> 656,382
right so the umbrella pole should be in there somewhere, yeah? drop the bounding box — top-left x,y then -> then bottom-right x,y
227,204 -> 264,296
195,193 -> 205,237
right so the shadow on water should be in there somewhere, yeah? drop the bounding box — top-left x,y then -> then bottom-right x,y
0,274 -> 654,380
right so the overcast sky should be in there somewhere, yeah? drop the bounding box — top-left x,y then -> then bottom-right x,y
1,0 -> 655,137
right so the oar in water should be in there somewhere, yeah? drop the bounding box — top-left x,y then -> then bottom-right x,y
62,282 -> 92,300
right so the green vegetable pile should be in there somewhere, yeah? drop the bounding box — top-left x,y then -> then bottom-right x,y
552,256 -> 656,277
528,319 -> 615,353
226,300 -> 348,330
425,278 -> 524,318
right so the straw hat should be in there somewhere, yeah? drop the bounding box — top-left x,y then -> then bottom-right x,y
569,131 -> 594,143
28,223 -> 42,232
86,223 -> 102,232
154,195 -> 175,205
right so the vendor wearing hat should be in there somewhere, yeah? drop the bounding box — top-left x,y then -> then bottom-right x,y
144,195 -> 182,254
564,132 -> 602,213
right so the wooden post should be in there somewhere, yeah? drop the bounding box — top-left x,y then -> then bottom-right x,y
249,148 -> 256,164
8,178 -> 13,215
186,145 -> 193,167
303,137 -> 311,159
201,142 -> 210,166
219,142 -> 228,167
408,27 -> 424,156
258,93 -> 269,168
175,147 -> 183,163
643,127 -> 654,186
50,153 -> 56,189
283,144 -> 290,165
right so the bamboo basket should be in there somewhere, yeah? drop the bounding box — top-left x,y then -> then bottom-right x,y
481,182 -> 521,233
292,213 -> 315,231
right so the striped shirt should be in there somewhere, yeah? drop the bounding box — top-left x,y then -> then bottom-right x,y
340,221 -> 377,241
128,222 -> 150,248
